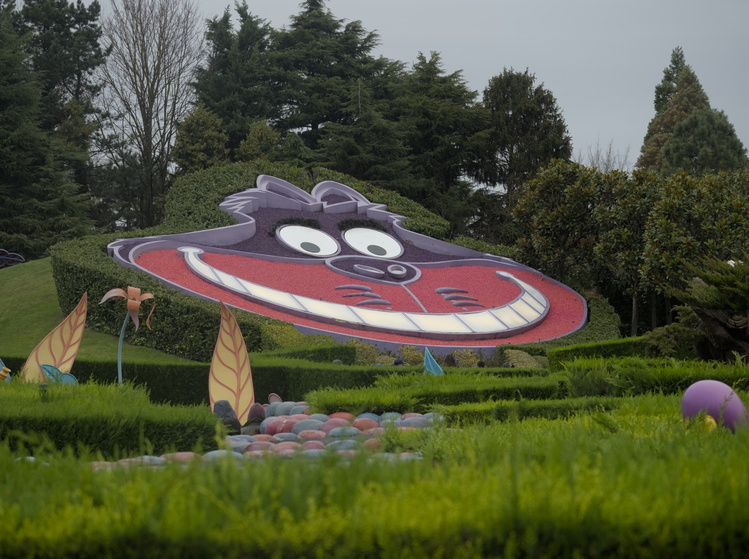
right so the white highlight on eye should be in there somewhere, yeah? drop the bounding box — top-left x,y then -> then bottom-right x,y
276,225 -> 340,257
343,228 -> 403,259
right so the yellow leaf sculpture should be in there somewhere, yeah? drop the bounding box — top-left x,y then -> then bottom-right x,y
22,292 -> 88,383
209,302 -> 255,425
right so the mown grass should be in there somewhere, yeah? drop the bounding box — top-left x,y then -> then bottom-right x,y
0,258 -> 196,364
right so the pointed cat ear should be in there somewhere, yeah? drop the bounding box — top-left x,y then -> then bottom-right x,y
312,180 -> 370,203
256,175 -> 318,205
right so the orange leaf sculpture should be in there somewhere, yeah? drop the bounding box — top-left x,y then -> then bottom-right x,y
22,292 -> 88,383
209,302 -> 255,425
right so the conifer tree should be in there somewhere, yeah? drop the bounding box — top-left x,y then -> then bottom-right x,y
0,10 -> 90,259
637,47 -> 747,175
195,2 -> 276,155
173,105 -> 229,174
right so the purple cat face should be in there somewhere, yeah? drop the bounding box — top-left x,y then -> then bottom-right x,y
108,175 -> 587,351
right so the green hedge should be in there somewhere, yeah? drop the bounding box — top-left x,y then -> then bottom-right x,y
564,356 -> 749,398
1,346 -> 365,407
547,336 -> 648,371
437,395 -> 622,424
0,382 -> 219,458
306,372 -> 566,416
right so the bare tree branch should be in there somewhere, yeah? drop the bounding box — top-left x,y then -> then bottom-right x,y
97,0 -> 204,228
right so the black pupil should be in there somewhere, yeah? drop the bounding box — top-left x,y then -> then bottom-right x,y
368,245 -> 386,256
301,242 -> 320,253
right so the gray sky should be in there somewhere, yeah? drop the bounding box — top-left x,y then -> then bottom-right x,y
199,0 -> 748,169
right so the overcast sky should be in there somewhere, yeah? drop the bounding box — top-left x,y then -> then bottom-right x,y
194,0 -> 748,170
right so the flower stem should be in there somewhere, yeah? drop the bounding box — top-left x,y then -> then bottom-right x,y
117,313 -> 130,385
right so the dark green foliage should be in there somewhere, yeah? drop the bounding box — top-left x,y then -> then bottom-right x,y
15,0 -> 108,192
388,52 -> 484,235
641,171 -> 749,292
663,107 -> 748,175
471,68 -> 572,245
195,3 -> 277,153
439,396 -> 621,424
257,344 -> 356,365
668,254 -> 749,361
272,0 -> 388,149
16,0 -> 107,130
593,169 -> 661,335
306,372 -> 565,415
514,160 -> 604,287
547,338 -> 650,371
640,306 -> 703,361
478,69 -> 572,197
172,104 -> 230,174
0,382 -> 219,458
638,47 -> 747,176
564,356 -> 749,398
0,10 -> 91,259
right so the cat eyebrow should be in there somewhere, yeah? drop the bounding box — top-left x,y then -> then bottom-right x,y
269,217 -> 321,237
336,218 -> 386,232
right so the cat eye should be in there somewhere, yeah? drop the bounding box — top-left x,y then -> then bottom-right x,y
276,225 -> 340,257
342,228 -> 403,259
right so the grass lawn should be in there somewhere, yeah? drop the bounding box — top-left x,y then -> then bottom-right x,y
0,258 -> 196,364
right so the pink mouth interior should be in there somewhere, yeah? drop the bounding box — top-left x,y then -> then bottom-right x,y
136,250 -> 587,348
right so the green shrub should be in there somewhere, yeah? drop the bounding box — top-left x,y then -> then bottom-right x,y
307,372 -> 565,416
0,382 -> 219,458
547,336 -> 649,371
564,356 -> 749,398
437,396 -> 622,424
501,349 -> 544,368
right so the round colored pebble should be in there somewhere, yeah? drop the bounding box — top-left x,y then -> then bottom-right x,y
298,429 -> 327,440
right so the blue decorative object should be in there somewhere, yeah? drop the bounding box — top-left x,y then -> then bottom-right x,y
423,347 -> 444,376
0,357 -> 10,383
40,364 -> 78,385
0,249 -> 25,269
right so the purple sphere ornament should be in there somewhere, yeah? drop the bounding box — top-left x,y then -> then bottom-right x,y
681,380 -> 748,433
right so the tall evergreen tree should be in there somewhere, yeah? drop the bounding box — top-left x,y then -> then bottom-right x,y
273,0 -> 388,149
16,0 -> 108,128
0,10 -> 90,259
317,82 -> 409,191
653,46 -> 687,115
470,68 -> 571,245
637,47 -> 747,175
662,107 -> 748,175
195,2 -> 276,155
15,0 -> 108,191
389,52 -> 485,235
477,68 -> 572,199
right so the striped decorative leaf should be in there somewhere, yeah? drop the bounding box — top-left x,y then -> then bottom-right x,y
209,302 -> 254,425
22,293 -> 87,383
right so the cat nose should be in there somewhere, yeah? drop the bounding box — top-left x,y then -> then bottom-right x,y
352,262 -> 408,280
327,257 -> 417,282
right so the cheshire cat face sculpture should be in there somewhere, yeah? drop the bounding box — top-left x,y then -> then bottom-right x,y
108,175 -> 587,352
